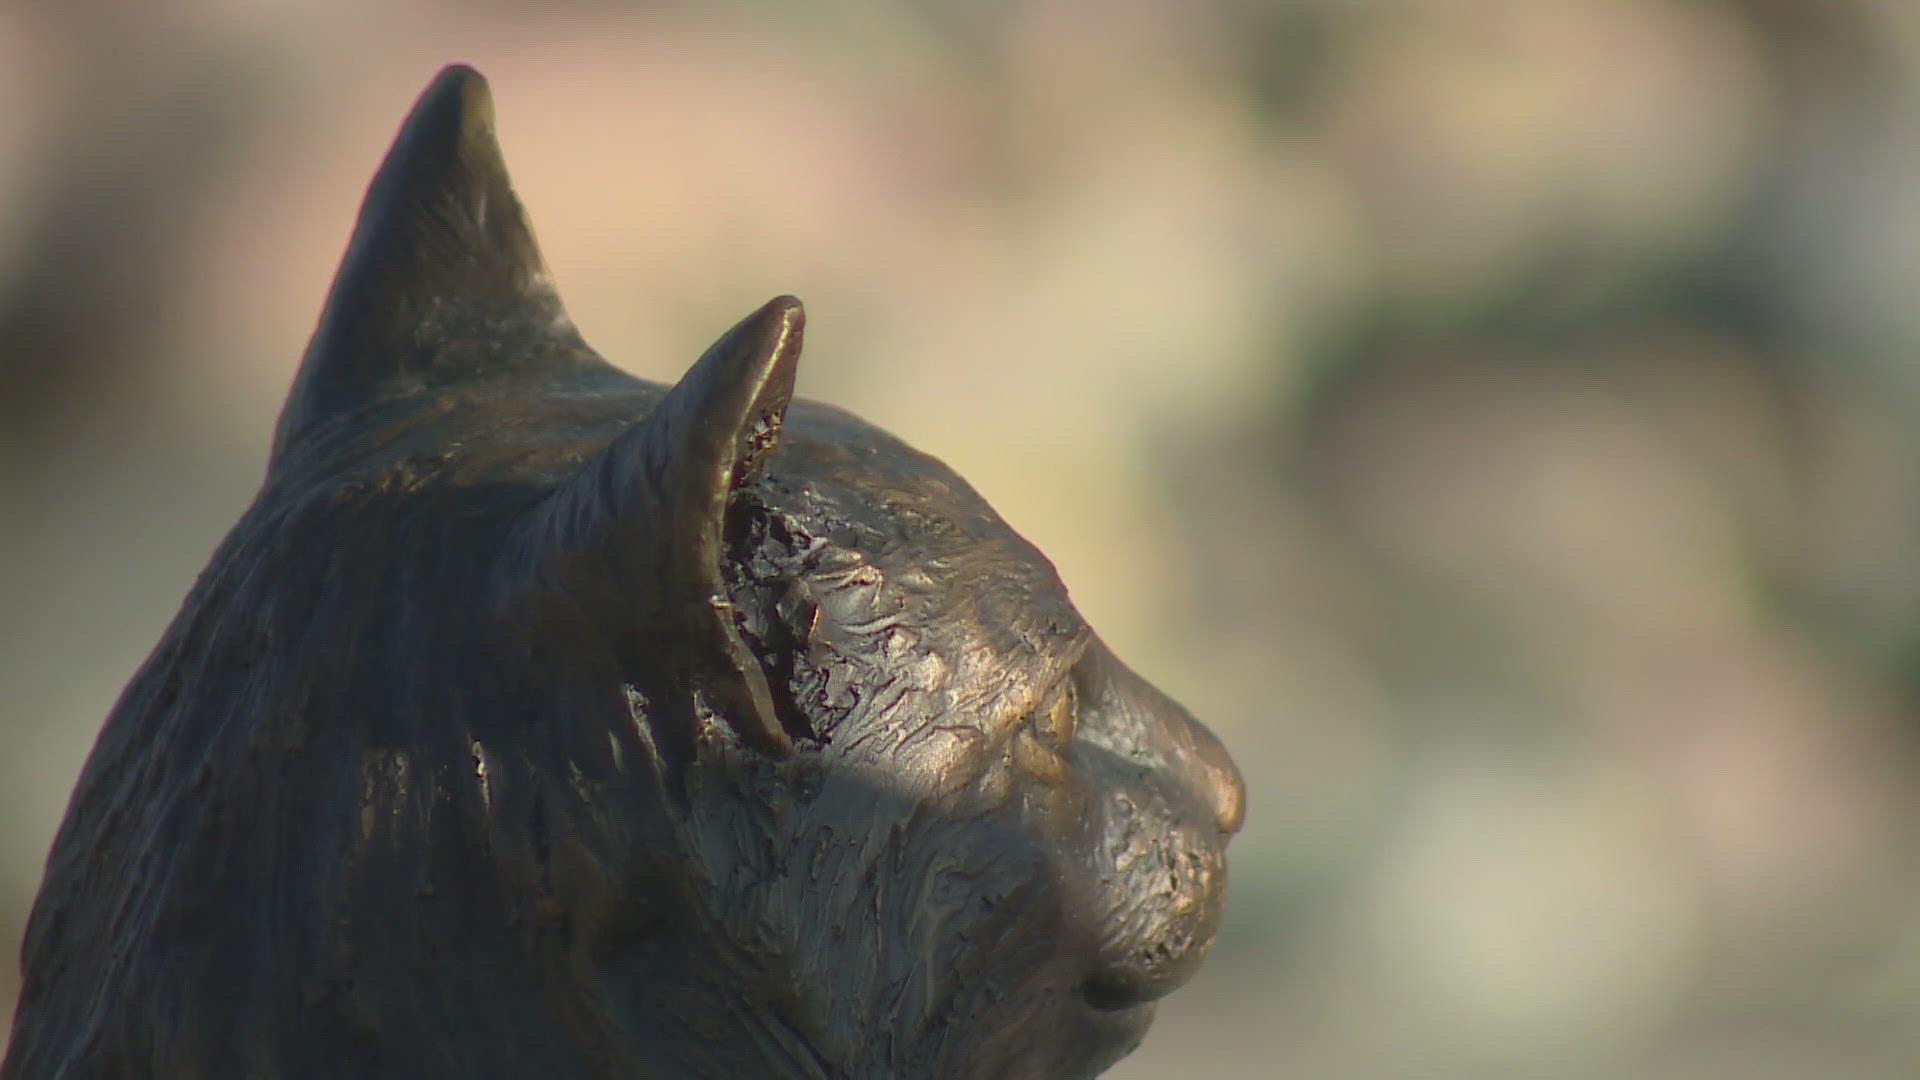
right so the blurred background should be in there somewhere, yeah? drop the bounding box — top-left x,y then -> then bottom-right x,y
4,0 -> 1920,1075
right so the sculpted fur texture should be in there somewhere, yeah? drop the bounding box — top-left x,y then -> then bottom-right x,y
2,66 -> 1244,1079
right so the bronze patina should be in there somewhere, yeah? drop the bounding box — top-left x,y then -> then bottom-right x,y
3,66 -> 1244,1079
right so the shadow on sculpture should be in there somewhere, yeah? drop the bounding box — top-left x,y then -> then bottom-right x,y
2,66 -> 1244,1079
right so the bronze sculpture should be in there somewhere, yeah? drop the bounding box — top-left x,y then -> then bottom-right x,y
3,66 -> 1244,1078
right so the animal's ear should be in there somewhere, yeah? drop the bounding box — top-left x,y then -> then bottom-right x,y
273,64 -> 589,463
638,294 -> 804,568
515,296 -> 804,758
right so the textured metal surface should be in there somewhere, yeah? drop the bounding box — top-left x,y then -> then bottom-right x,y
2,66 -> 1242,1079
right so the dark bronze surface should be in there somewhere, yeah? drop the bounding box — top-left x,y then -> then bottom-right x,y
2,65 -> 1243,1079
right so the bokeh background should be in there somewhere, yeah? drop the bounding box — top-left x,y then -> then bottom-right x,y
5,0 -> 1920,1075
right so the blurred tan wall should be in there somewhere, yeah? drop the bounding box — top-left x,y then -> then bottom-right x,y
6,1 -> 1920,1076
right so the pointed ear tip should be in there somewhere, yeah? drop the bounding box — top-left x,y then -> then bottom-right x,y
764,294 -> 804,331
760,296 -> 804,364
428,62 -> 492,105
408,63 -> 498,148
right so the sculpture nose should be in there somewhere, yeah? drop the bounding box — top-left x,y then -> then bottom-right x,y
1075,639 -> 1246,839
1186,717 -> 1246,837
1066,640 -> 1246,1014
1145,686 -> 1245,840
